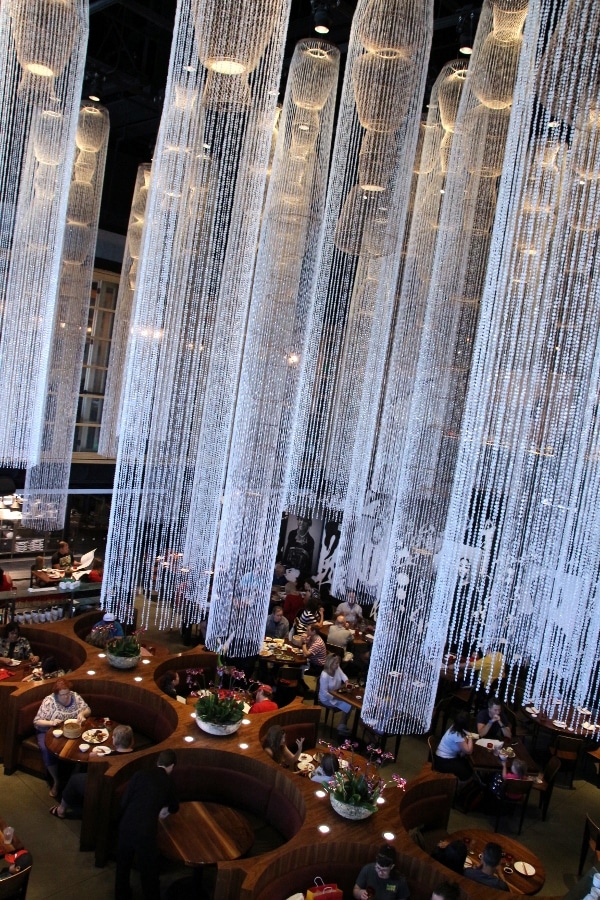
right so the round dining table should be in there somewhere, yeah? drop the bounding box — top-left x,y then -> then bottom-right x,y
450,827 -> 546,895
157,800 -> 254,866
45,716 -> 122,763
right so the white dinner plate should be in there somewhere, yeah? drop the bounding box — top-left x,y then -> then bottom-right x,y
91,745 -> 112,756
476,738 -> 503,749
298,753 -> 313,763
365,634 -> 374,642
339,759 -> 349,769
322,621 -> 333,626
463,858 -> 473,869
577,707 -> 592,716
82,727 -> 109,744
552,720 -> 567,729
583,722 -> 598,731
297,761 -> 314,772
514,861 -> 535,876
8,659 -> 20,667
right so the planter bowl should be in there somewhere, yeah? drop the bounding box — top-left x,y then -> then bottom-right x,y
330,795 -> 374,820
196,719 -> 242,736
106,652 -> 140,670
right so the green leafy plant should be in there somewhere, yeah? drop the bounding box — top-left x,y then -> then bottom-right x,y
195,692 -> 245,725
106,633 -> 141,658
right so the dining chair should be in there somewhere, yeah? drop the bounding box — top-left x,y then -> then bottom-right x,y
494,777 -> 533,834
430,696 -> 454,736
275,665 -> 300,707
0,865 -> 31,900
531,757 -> 561,821
428,734 -> 440,770
585,743 -> 600,788
578,813 -> 600,876
549,733 -> 583,788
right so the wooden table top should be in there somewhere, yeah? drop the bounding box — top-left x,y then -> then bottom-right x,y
521,703 -> 598,738
45,716 -> 122,763
258,645 -> 305,665
157,800 -> 254,867
451,827 -> 546,895
470,739 -> 539,774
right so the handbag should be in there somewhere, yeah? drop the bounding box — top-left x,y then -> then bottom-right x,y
306,876 -> 343,900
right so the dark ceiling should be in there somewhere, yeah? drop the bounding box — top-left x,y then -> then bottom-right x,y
88,0 -> 481,236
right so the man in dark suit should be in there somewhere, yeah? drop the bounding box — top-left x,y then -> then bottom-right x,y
115,749 -> 179,900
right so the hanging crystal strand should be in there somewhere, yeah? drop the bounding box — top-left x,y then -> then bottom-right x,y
0,0 -> 88,466
360,0 -> 530,734
98,163 -> 151,459
332,60 -> 468,617
285,0 -> 434,522
432,0 -> 600,727
206,40 -> 339,657
23,103 -> 109,531
101,0 -> 291,624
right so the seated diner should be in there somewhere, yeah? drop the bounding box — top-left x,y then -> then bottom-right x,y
262,724 -> 304,768
0,621 -> 39,665
33,678 -> 91,797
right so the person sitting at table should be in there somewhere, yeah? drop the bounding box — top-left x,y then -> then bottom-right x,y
431,840 -> 468,875
327,614 -> 354,650
336,588 -> 363,626
0,849 -> 33,879
0,621 -> 39,665
499,756 -> 527,799
282,579 -> 305,625
87,611 -> 125,648
115,749 -> 179,900
463,841 -> 509,891
291,595 -> 324,641
31,555 -> 47,586
265,605 -> 290,639
51,540 -> 76,570
33,678 -> 91,798
298,624 -> 327,680
310,752 -> 339,784
272,560 -> 287,586
262,725 -> 304,768
158,670 -> 180,700
431,882 -> 460,900
319,653 -> 352,734
435,711 -> 475,784
80,557 -> 103,583
476,696 -> 512,741
0,567 -> 14,592
353,844 -> 410,900
249,684 -> 278,714
50,726 -> 134,819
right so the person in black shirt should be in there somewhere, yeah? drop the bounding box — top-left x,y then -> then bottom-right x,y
51,541 -> 75,570
115,749 -> 179,900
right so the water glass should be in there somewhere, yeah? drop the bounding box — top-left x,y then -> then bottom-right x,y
3,826 -> 14,845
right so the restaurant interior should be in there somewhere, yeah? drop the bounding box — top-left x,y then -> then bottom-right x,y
1,0 -> 600,898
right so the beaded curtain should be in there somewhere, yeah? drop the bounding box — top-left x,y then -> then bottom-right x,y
206,40 -> 339,656
23,103 -> 109,530
0,0 -> 88,466
428,0 -> 600,728
285,0 -> 434,522
360,0 -> 529,734
332,61 -> 468,615
101,0 -> 291,624
98,163 -> 151,460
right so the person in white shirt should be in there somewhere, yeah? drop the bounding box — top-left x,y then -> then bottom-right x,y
319,654 -> 351,734
335,589 -> 363,625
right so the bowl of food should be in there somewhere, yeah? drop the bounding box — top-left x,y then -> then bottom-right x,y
63,719 -> 82,739
79,743 -> 90,752
52,728 -> 63,738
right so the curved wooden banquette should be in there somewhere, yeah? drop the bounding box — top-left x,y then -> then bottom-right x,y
1,615 -> 554,900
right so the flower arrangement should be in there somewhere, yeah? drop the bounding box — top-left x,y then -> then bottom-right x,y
195,691 -> 245,726
106,632 -> 141,658
185,668 -> 205,696
320,740 -> 406,813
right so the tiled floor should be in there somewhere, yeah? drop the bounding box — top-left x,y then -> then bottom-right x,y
2,569 -> 600,898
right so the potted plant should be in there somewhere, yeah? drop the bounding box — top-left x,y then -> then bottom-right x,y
195,692 -> 245,736
105,633 -> 142,669
321,740 -> 406,820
